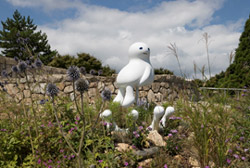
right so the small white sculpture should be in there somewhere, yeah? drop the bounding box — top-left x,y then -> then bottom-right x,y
148,105 -> 165,131
160,106 -> 175,128
114,42 -> 154,107
101,109 -> 129,133
129,109 -> 139,121
100,109 -> 112,130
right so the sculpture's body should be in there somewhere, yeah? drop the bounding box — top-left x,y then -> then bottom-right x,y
149,106 -> 165,131
160,106 -> 175,128
114,42 -> 154,107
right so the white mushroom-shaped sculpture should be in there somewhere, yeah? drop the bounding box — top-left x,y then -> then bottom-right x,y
160,106 -> 175,128
129,109 -> 139,121
148,105 -> 165,131
100,109 -> 112,130
113,42 -> 154,107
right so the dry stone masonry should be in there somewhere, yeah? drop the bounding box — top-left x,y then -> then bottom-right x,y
0,56 -> 199,103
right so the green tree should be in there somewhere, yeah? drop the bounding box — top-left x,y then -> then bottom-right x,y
49,53 -> 116,76
0,10 -> 57,65
207,15 -> 250,88
154,67 -> 173,75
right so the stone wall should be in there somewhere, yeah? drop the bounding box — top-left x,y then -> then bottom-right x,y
0,56 -> 199,104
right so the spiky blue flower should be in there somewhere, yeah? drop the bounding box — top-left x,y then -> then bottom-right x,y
67,66 -> 80,81
89,69 -> 96,75
11,66 -> 19,73
101,88 -> 112,101
75,78 -> 89,93
14,56 -> 19,62
98,70 -> 103,76
79,66 -> 86,75
18,61 -> 27,73
34,58 -> 43,68
46,83 -> 59,97
1,70 -> 8,78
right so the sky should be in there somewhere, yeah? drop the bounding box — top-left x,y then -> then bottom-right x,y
0,0 -> 249,79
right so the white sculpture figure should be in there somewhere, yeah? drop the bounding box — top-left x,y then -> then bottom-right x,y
114,42 -> 154,107
160,106 -> 175,128
148,105 -> 165,131
129,109 -> 139,121
100,109 -> 112,130
100,109 -> 129,133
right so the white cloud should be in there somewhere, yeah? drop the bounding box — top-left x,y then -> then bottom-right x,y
8,0 -> 243,78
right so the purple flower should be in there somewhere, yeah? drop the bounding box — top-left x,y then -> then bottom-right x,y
71,155 -> 75,158
228,149 -> 232,153
37,158 -> 41,164
239,136 -> 244,141
63,155 -> 67,159
176,117 -> 182,120
48,165 -> 52,168
169,116 -> 176,120
132,145 -> 136,149
225,138 -> 230,143
244,148 -> 249,152
205,166 -> 209,168
48,160 -> 52,163
241,157 -> 246,160
226,158 -> 231,164
75,121 -> 78,125
138,126 -> 143,131
98,160 -> 103,163
124,162 -> 129,166
147,126 -> 152,131
57,161 -> 61,164
164,164 -> 168,168
60,149 -> 64,153
233,154 -> 239,159
76,116 -> 80,121
170,129 -> 178,133
201,124 -> 204,128
133,131 -> 137,135
135,134 -> 140,138
168,133 -> 173,137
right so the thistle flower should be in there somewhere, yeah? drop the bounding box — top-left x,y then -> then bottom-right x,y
11,66 -> 19,73
34,58 -> 43,68
98,69 -> 103,76
18,61 -> 27,73
46,83 -> 59,97
89,69 -> 96,75
101,88 -> 112,101
1,70 -> 8,78
14,56 -> 19,62
75,78 -> 89,93
67,66 -> 80,81
79,66 -> 86,75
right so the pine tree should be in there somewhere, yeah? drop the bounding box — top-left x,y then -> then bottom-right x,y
0,10 -> 56,65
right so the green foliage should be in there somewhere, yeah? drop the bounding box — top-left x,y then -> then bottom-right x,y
49,53 -> 116,76
0,10 -> 57,65
207,15 -> 250,88
154,67 -> 174,75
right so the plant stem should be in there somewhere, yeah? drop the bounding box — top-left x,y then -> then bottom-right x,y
73,80 -> 81,114
52,97 -> 77,155
24,71 -> 39,137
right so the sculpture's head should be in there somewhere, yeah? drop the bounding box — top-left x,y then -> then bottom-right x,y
128,42 -> 150,61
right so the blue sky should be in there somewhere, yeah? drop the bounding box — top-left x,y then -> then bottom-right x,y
0,0 -> 249,78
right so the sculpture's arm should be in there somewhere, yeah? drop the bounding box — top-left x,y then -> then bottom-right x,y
139,66 -> 151,85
